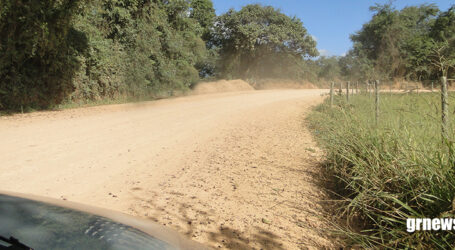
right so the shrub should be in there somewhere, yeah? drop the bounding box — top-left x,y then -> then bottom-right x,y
0,0 -> 86,110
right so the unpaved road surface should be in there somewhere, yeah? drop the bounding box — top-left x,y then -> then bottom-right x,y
0,89 -> 338,249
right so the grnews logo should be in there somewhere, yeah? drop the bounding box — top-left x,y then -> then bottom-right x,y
407,218 -> 455,232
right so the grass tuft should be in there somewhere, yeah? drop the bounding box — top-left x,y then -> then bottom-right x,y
308,92 -> 455,248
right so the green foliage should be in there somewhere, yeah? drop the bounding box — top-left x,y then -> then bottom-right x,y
316,56 -> 341,81
0,1 -> 328,110
0,0 -> 210,110
212,4 -> 318,80
345,3 -> 455,81
309,93 -> 455,248
71,2 -> 127,101
429,6 -> 455,77
431,6 -> 455,42
71,0 -> 207,101
294,56 -> 342,83
339,50 -> 374,81
0,0 -> 86,110
189,0 -> 217,78
189,0 -> 215,41
299,60 -> 319,83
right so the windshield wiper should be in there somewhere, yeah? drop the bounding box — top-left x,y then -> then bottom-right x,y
0,235 -> 33,250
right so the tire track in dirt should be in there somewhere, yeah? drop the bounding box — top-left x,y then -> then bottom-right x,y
0,89 -> 337,249
126,96 -> 338,249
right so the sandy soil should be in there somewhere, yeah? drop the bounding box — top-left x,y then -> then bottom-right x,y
191,79 -> 254,95
0,89 -> 338,249
252,79 -> 318,90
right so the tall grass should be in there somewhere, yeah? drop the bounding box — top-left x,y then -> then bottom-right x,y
308,92 -> 455,248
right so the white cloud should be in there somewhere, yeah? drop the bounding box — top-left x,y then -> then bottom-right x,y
318,49 -> 329,56
311,35 -> 318,42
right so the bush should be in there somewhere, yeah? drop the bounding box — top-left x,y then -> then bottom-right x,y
0,0 -> 211,110
70,0 -> 207,103
0,0 -> 86,110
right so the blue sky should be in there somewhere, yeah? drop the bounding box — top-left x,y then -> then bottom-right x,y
211,0 -> 454,57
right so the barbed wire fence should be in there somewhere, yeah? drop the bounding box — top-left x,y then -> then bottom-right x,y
328,77 -> 451,145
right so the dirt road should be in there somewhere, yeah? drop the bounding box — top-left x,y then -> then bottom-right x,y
0,89 -> 337,249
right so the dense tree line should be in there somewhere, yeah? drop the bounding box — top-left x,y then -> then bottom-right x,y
71,0 -> 209,101
3,1 -> 452,111
0,0 -> 85,110
342,3 -> 455,82
309,4 -> 455,83
0,0 -> 217,110
0,0 -> 319,111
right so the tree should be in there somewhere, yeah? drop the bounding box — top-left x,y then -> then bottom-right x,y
399,4 -> 439,80
189,0 -> 215,41
187,0 -> 217,78
0,0 -> 87,110
0,0 -> 215,110
339,49 -> 374,81
212,4 -> 318,79
429,39 -> 455,77
317,56 -> 341,81
72,0 -> 207,100
430,5 -> 455,77
349,3 -> 439,80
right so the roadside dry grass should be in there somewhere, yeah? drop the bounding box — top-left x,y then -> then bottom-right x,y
308,92 -> 455,248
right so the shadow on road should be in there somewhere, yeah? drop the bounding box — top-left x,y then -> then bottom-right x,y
129,192 -> 285,249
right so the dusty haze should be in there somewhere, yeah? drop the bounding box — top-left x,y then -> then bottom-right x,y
0,83 -> 337,249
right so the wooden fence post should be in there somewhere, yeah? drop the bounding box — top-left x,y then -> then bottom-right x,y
330,82 -> 334,107
431,81 -> 434,92
346,81 -> 350,102
339,82 -> 342,95
375,80 -> 380,125
369,81 -> 372,99
441,76 -> 449,142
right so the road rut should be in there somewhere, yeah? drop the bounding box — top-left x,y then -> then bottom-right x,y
0,89 -> 336,249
